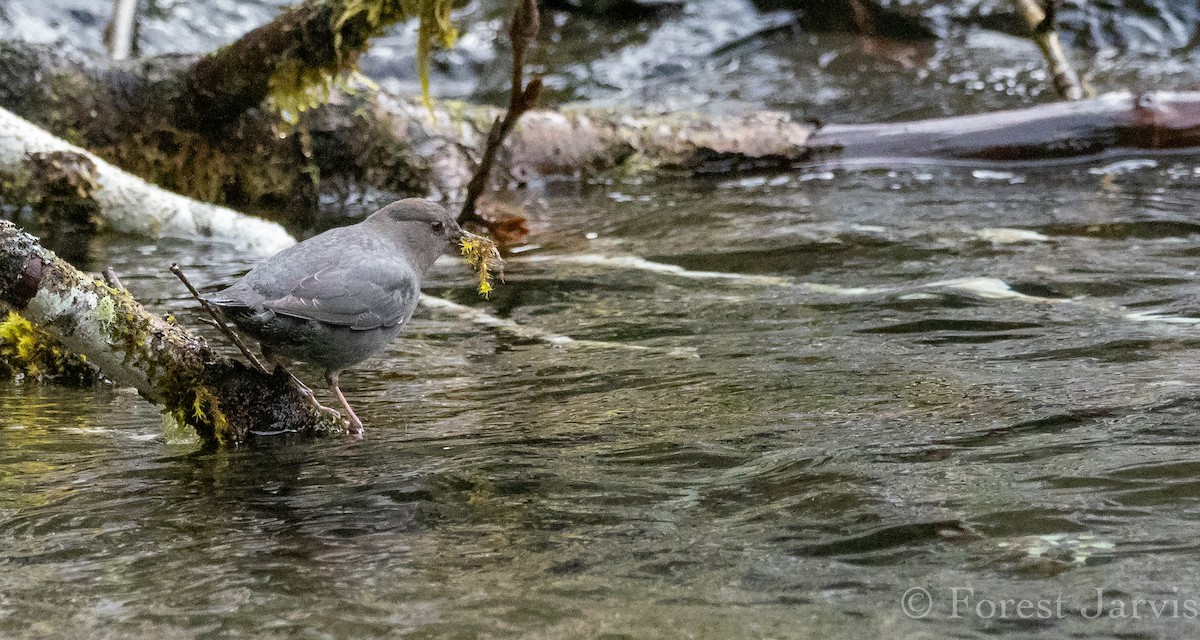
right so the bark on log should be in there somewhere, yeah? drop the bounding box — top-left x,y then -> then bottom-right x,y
0,219 -> 342,445
0,106 -> 295,255
368,94 -> 819,198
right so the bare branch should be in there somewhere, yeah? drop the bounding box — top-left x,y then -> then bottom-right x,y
170,263 -> 268,376
459,0 -> 542,227
1012,0 -> 1085,101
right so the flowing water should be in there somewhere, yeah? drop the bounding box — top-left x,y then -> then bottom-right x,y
8,164 -> 1200,638
7,0 -> 1200,638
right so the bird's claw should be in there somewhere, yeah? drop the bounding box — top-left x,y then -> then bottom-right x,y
306,394 -> 362,438
316,403 -> 342,419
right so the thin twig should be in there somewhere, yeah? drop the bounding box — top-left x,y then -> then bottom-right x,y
169,263 -> 268,375
1013,0 -> 1084,100
169,264 -> 346,425
107,0 -> 138,61
458,0 -> 543,226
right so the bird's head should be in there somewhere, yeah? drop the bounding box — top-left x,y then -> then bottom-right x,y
367,198 -> 464,272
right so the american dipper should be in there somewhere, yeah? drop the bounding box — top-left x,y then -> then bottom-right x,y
208,198 -> 463,433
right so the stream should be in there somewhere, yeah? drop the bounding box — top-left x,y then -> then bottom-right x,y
5,0 -> 1200,638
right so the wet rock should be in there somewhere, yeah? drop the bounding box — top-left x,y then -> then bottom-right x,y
749,0 -> 939,40
542,0 -> 685,20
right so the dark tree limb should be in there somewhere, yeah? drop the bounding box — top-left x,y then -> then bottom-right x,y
174,0 -> 448,134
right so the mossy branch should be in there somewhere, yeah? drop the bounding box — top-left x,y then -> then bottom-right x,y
0,105 -> 295,255
0,311 -> 99,385
178,0 -> 455,133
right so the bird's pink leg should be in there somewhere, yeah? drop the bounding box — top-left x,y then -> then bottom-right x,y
265,350 -> 343,421
326,370 -> 364,434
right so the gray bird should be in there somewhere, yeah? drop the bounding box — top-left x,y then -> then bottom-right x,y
208,198 -> 464,433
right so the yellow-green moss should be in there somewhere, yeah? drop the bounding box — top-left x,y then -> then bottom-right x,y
163,377 -> 232,446
83,282 -> 236,443
459,233 -> 503,298
267,0 -> 456,121
90,282 -> 156,369
0,311 -> 99,385
104,295 -> 232,444
94,296 -> 117,332
161,377 -> 233,447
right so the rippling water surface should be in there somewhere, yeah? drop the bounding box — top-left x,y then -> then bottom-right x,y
6,163 -> 1200,638
7,0 -> 1200,637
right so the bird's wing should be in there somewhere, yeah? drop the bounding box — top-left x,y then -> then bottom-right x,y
263,263 -> 420,330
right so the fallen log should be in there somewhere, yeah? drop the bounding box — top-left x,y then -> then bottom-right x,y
0,219 -> 342,445
0,106 -> 295,255
806,91 -> 1200,167
4,42 -> 1200,221
0,41 -> 819,214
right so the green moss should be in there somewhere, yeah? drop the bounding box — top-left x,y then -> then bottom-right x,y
91,283 -> 154,368
267,59 -> 346,127
91,124 -> 306,207
162,373 -> 232,446
0,311 -> 99,386
267,0 -> 456,121
409,0 -> 458,111
459,234 -> 502,297
74,281 -> 235,443
95,296 -> 117,332
0,170 -> 34,208
89,286 -> 234,443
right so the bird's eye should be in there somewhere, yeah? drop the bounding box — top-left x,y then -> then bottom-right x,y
431,221 -> 444,233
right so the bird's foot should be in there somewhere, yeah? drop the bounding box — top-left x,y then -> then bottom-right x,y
280,368 -> 315,397
328,376 -> 365,436
314,400 -> 344,420
300,391 -> 344,424
276,365 -> 345,423
341,405 -> 364,436
302,391 -> 346,426
305,393 -> 357,436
